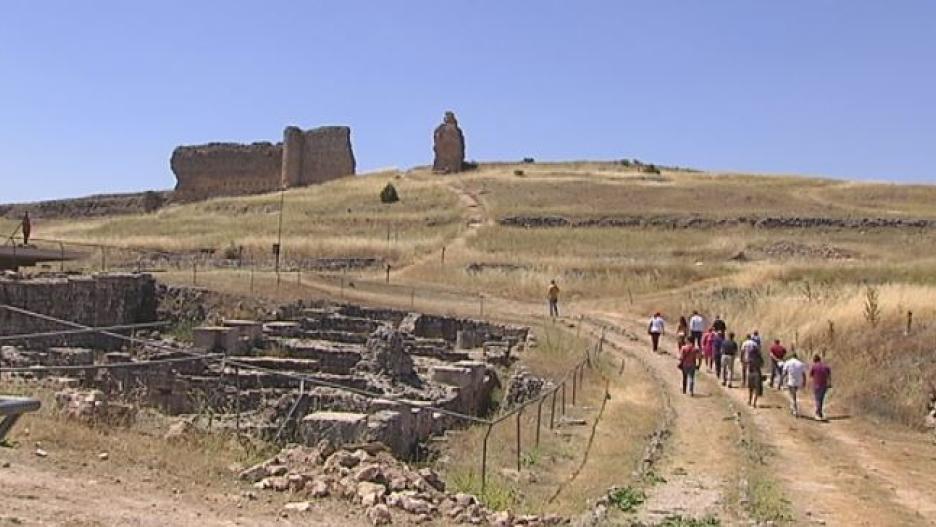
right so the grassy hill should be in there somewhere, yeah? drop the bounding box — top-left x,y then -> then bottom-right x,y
19,161 -> 936,428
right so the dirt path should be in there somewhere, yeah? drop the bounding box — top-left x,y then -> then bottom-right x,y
716,372 -> 936,526
581,314 -> 750,525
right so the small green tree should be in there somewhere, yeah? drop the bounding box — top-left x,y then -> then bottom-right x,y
380,183 -> 400,204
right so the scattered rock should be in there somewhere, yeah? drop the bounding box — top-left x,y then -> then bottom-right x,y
98,452 -> 109,461
366,504 -> 392,526
283,501 -> 312,512
34,448 -> 48,458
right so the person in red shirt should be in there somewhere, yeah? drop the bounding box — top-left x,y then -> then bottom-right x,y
701,327 -> 715,372
810,355 -> 832,421
677,336 -> 701,396
769,339 -> 787,390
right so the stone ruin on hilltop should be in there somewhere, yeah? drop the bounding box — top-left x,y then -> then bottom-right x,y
432,111 -> 466,173
171,125 -> 356,200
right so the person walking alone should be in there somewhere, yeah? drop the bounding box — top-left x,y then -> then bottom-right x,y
782,353 -> 808,417
21,211 -> 31,246
768,339 -> 787,389
678,335 -> 701,396
547,280 -> 560,318
648,312 -> 665,353
721,332 -> 738,387
689,310 -> 705,346
810,355 -> 832,421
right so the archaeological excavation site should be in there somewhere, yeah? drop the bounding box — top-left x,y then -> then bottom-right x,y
0,271 -> 588,526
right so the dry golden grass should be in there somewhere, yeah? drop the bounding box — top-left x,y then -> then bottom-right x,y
30,171 -> 463,267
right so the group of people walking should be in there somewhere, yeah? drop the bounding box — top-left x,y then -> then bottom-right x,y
649,311 -> 833,421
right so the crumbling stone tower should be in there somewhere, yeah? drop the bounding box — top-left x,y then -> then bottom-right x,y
432,111 -> 466,173
281,126 -> 356,188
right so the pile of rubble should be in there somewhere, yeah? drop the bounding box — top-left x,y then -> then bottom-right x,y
241,441 -> 566,526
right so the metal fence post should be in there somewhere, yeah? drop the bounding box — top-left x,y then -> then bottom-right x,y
481,422 -> 494,495
516,407 -> 523,472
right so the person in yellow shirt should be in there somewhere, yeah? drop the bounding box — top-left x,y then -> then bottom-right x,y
547,280 -> 560,318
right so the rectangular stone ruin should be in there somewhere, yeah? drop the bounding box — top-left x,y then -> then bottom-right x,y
300,411 -> 369,446
0,273 -> 157,350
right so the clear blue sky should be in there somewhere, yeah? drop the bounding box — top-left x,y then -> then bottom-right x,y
2,1 -> 934,202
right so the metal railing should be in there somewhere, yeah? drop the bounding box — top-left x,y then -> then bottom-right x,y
0,396 -> 40,441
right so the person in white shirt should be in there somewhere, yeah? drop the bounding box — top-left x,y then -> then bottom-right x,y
781,353 -> 808,417
740,335 -> 759,388
688,311 -> 705,346
648,312 -> 665,353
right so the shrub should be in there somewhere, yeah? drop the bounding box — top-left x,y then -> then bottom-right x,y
608,486 -> 646,512
522,157 -> 535,163
142,191 -> 164,213
380,183 -> 400,204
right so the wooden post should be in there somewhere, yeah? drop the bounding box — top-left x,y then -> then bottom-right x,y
481,423 -> 494,495
385,264 -> 391,284
192,260 -> 197,286
100,247 -> 106,271
549,390 -> 557,429
906,311 -> 913,335
441,246 -> 446,265
535,397 -> 544,446
249,267 -> 255,293
516,407 -> 523,472
480,295 -> 485,318
572,366 -> 578,406
59,243 -> 65,272
561,382 -> 566,416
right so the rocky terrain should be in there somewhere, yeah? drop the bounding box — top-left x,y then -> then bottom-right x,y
499,214 -> 936,230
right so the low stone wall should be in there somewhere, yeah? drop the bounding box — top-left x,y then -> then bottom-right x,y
0,273 -> 157,349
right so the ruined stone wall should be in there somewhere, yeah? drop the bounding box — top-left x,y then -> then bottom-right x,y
172,125 -> 355,201
0,273 -> 157,349
171,142 -> 283,200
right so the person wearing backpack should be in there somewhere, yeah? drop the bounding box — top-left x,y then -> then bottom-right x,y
677,335 -> 701,396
